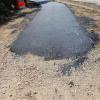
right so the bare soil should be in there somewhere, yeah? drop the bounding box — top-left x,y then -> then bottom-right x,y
0,2 -> 100,100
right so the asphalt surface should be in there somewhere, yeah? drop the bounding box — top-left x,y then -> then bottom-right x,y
10,2 -> 92,59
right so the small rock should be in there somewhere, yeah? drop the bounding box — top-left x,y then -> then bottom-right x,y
68,81 -> 74,88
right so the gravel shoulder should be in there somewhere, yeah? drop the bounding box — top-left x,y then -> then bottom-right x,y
0,2 -> 100,100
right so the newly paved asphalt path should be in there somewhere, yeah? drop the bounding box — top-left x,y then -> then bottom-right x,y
10,2 -> 92,58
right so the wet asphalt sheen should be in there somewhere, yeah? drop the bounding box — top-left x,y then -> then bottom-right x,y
10,2 -> 92,58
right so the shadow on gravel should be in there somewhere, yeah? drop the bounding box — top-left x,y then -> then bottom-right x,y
78,16 -> 100,44
58,56 -> 88,76
78,16 -> 97,28
0,12 -> 15,26
0,8 -> 39,26
88,30 -> 100,45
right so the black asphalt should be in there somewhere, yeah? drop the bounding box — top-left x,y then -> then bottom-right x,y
10,2 -> 92,59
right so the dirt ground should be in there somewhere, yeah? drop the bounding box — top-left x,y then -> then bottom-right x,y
0,1 -> 100,100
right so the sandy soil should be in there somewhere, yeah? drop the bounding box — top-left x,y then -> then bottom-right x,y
0,2 -> 100,100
